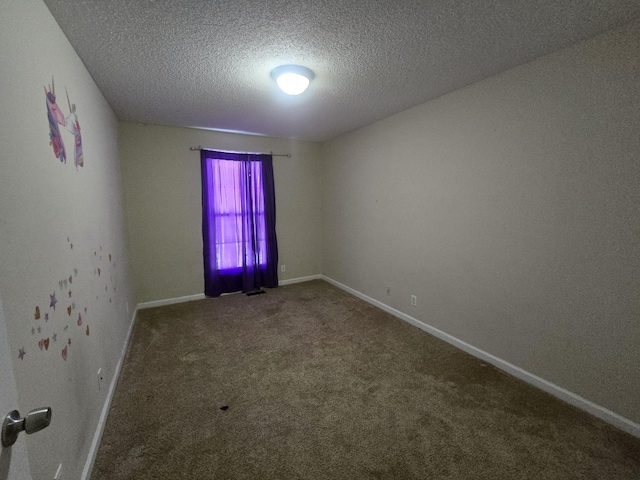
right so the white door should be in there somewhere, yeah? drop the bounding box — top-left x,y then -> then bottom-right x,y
0,294 -> 33,480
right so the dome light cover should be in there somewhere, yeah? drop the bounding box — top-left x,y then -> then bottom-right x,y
271,65 -> 314,96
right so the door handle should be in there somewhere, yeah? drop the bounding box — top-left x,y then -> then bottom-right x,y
2,407 -> 52,447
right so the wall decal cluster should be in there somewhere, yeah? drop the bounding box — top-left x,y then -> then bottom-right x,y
18,236 -> 117,363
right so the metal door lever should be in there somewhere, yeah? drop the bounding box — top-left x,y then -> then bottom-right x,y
2,407 -> 52,447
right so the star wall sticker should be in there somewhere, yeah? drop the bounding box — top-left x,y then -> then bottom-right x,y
72,302 -> 76,310
69,290 -> 72,298
45,313 -> 49,322
31,327 -> 35,335
52,333 -> 57,342
18,348 -> 25,360
37,326 -> 41,333
68,338 -> 71,346
49,292 -> 58,310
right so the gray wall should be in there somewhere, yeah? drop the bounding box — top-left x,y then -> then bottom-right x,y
119,123 -> 323,303
0,0 -> 135,478
321,22 -> 640,424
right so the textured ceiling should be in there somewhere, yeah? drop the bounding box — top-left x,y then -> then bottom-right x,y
43,0 -> 640,142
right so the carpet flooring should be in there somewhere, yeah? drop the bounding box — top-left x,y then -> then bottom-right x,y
91,280 -> 640,479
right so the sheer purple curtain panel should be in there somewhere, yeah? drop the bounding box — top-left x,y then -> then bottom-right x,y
201,150 -> 278,297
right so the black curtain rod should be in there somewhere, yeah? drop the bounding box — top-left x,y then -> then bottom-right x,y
189,146 -> 291,158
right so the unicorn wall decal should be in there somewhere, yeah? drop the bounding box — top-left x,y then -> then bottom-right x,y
45,78 -> 66,163
44,77 -> 84,169
65,87 -> 84,170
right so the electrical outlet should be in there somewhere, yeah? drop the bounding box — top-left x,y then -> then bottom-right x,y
281,264 -> 286,272
97,368 -> 103,391
54,463 -> 62,480
386,286 -> 391,296
411,295 -> 417,306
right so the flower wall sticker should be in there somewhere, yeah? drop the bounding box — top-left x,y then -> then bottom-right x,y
44,77 -> 84,170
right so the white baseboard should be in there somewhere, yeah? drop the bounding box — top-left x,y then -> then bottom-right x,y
320,275 -> 640,438
81,305 -> 139,480
136,277 -> 323,308
279,274 -> 322,286
137,293 -> 206,310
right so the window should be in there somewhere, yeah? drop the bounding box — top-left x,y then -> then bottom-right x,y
210,158 -> 266,270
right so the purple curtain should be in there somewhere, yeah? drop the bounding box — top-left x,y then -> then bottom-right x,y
201,150 -> 278,297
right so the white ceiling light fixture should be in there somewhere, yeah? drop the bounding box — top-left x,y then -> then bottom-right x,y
271,65 -> 314,96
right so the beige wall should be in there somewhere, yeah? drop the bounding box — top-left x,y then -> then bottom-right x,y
119,123 -> 322,303
321,22 -> 640,424
0,0 -> 135,478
